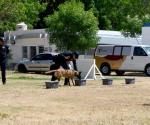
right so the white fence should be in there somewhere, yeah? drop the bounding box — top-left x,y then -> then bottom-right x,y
76,59 -> 104,80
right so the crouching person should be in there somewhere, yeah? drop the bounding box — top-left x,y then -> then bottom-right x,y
50,51 -> 80,85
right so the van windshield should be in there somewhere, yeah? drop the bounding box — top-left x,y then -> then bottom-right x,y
143,47 -> 150,55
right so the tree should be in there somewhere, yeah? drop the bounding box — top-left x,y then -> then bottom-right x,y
80,0 -> 95,10
121,15 -> 143,37
45,1 -> 99,51
36,0 -> 67,28
93,0 -> 150,36
120,0 -> 150,37
0,0 -> 46,36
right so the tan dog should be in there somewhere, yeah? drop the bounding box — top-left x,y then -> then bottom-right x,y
45,68 -> 81,86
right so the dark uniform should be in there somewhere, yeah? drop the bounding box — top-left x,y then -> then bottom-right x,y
51,51 -> 79,85
0,38 -> 9,84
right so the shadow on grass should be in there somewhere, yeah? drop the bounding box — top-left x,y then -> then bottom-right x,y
143,103 -> 150,107
110,72 -> 146,77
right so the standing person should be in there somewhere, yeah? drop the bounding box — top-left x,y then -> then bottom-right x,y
51,51 -> 79,85
0,38 -> 9,85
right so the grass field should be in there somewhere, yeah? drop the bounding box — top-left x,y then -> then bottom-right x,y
0,71 -> 150,125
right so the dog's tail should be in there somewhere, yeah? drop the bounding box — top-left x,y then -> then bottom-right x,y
45,70 -> 58,74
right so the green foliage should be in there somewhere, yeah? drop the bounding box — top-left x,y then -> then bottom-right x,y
45,1 -> 99,51
93,0 -> 150,37
80,0 -> 95,10
1,0 -> 150,38
35,0 -> 67,28
121,15 -> 143,37
0,0 -> 46,35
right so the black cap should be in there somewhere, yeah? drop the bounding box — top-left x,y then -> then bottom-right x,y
73,51 -> 79,59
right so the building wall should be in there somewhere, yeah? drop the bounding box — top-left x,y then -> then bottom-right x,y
4,29 -> 57,63
9,38 -> 56,63
142,27 -> 150,45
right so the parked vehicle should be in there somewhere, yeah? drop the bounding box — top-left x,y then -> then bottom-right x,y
15,53 -> 58,73
94,44 -> 150,76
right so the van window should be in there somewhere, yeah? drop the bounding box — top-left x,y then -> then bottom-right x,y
95,45 -> 113,56
113,46 -> 131,56
133,47 -> 147,56
113,46 -> 121,55
95,45 -> 132,56
143,47 -> 150,55
122,46 -> 131,55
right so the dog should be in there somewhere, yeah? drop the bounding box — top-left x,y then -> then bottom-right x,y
45,68 -> 81,86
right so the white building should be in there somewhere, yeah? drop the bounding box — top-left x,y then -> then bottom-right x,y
4,23 -> 56,63
142,23 -> 150,45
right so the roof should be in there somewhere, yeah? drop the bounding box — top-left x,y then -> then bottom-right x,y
4,29 -> 48,41
97,44 -> 150,47
97,30 -> 122,37
97,30 -> 142,45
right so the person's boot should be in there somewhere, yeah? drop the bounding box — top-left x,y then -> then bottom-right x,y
51,73 -> 57,81
2,78 -> 6,85
2,80 -> 6,85
3,82 -> 6,85
64,78 -> 69,86
77,72 -> 82,80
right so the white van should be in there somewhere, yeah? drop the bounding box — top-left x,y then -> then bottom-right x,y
94,44 -> 150,76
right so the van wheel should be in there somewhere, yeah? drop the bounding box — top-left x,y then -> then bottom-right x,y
115,70 -> 125,76
144,64 -> 150,76
18,64 -> 27,73
100,63 -> 111,75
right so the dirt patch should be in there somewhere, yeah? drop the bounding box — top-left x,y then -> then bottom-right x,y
0,72 -> 150,125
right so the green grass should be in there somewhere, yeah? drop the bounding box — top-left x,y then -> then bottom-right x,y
0,71 -> 50,80
8,76 -> 49,80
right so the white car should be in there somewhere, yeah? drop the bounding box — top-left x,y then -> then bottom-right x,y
16,53 -> 58,73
